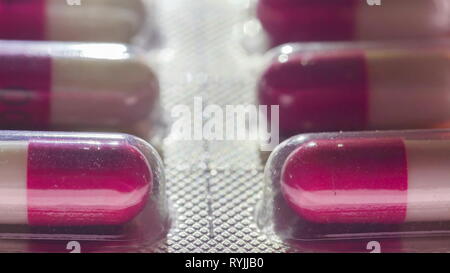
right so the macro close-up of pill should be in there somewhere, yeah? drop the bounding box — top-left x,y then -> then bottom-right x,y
0,0 -> 147,42
259,45 -> 450,137
257,0 -> 450,45
0,131 -> 154,227
281,132 -> 450,225
0,41 -> 159,134
4,0 -> 450,255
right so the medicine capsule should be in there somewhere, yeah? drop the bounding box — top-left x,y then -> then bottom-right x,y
257,0 -> 450,45
0,41 -> 158,134
0,0 -> 147,42
281,132 -> 450,224
0,131 -> 154,226
259,45 -> 450,137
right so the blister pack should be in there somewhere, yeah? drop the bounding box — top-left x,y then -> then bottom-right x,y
0,130 -> 168,253
259,130 -> 450,252
3,0 -> 450,253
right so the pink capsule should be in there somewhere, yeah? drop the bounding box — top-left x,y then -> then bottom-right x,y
259,45 -> 450,136
0,41 -> 158,134
257,0 -> 450,45
0,132 -> 153,226
0,0 -> 147,42
281,134 -> 450,224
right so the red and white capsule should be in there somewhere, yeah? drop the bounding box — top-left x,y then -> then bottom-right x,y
257,0 -> 450,45
259,44 -> 450,137
0,131 -> 154,226
0,41 -> 158,135
281,131 -> 450,224
0,0 -> 147,42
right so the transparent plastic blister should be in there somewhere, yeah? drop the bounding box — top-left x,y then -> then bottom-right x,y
259,129 -> 450,252
11,0 -> 450,254
257,40 -> 450,140
0,0 -> 159,49
0,131 -> 169,253
240,0 -> 450,53
0,40 -> 161,139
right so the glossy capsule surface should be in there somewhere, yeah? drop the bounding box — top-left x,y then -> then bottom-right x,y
0,0 -> 147,42
259,44 -> 450,137
0,41 -> 158,133
0,131 -> 154,226
281,131 -> 450,224
257,0 -> 450,45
